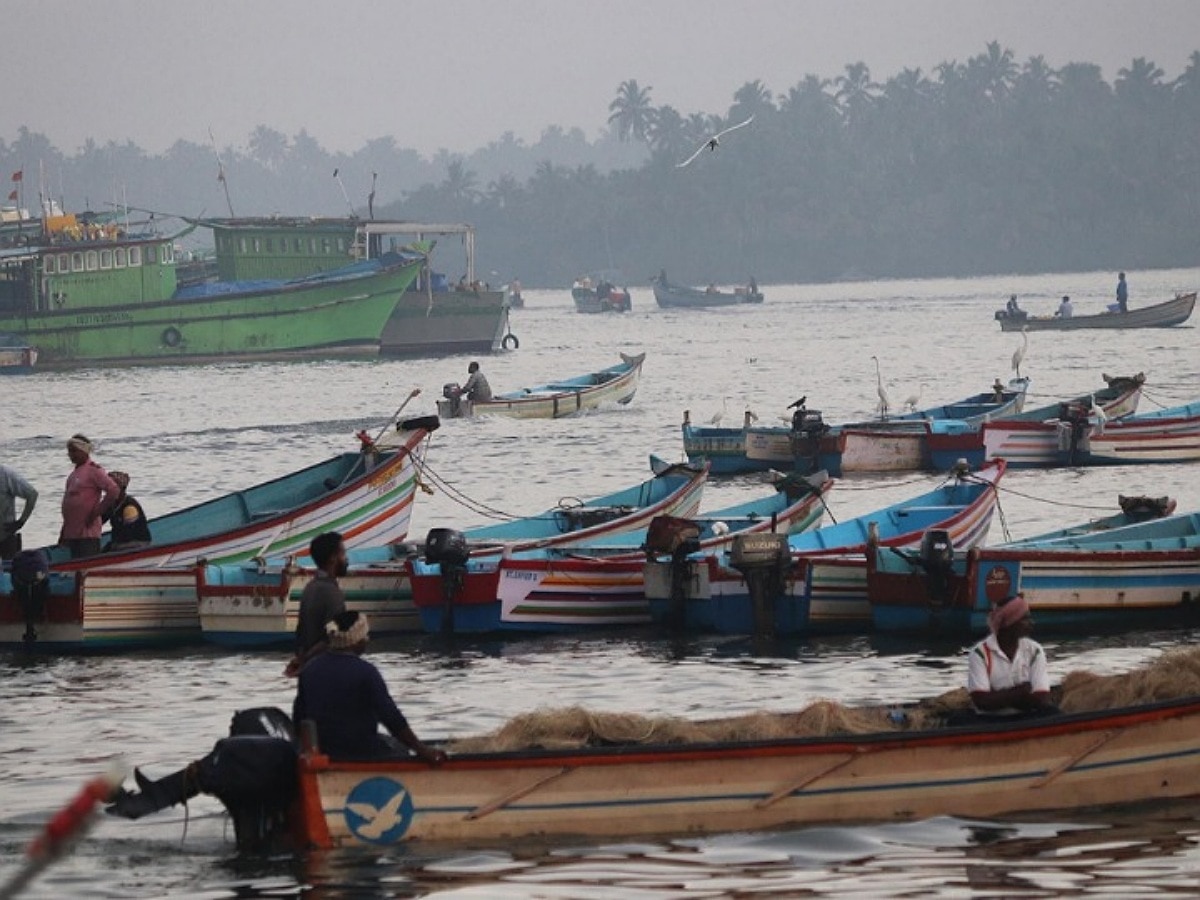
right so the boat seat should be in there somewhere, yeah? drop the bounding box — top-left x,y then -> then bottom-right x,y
894,506 -> 961,518
556,505 -> 637,531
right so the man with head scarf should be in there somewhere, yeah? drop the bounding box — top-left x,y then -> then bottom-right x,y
967,593 -> 1054,716
104,471 -> 152,551
59,434 -> 121,559
292,610 -> 447,762
0,464 -> 38,561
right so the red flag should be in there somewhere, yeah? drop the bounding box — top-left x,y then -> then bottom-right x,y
6,189 -> 16,202
10,170 -> 22,182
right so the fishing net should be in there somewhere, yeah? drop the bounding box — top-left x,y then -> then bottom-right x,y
447,647 -> 1200,753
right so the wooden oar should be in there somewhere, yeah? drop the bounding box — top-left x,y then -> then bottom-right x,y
1030,729 -> 1122,789
464,767 -> 574,821
755,751 -> 863,809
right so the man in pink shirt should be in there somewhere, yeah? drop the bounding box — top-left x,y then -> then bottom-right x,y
59,434 -> 120,559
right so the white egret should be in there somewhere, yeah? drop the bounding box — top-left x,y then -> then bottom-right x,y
676,116 -> 755,168
902,383 -> 925,412
1090,393 -> 1108,434
1011,326 -> 1029,379
709,396 -> 730,426
871,356 -> 891,417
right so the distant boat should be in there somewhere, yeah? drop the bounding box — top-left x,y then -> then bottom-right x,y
995,291 -> 1195,331
0,333 -> 36,374
571,276 -> 631,313
652,273 -> 762,308
437,352 -> 645,419
201,218 -> 515,356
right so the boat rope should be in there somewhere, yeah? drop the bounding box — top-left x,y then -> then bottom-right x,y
410,456 -> 523,521
1139,386 -> 1198,408
958,470 -> 1011,542
991,482 -> 1115,512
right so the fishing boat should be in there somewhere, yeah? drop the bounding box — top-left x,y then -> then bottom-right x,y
651,273 -> 762,308
0,333 -> 37,373
690,380 -> 1028,476
0,210 -> 425,367
643,461 -> 1005,634
980,399 -> 1200,468
201,218 -> 517,357
413,471 -> 833,634
437,352 -> 645,419
994,291 -> 1196,331
868,500 -> 1200,635
0,416 -> 439,651
927,372 -> 1145,470
571,277 -> 631,313
106,684 -> 1200,851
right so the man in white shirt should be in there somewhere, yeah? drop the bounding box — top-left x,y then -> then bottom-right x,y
0,464 -> 38,560
1055,295 -> 1073,318
967,593 -> 1054,716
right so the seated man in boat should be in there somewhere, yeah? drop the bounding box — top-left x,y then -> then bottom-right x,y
1055,295 -> 1073,318
293,611 -> 447,762
967,593 -> 1057,718
103,471 -> 152,551
460,361 -> 492,404
1005,294 -> 1026,319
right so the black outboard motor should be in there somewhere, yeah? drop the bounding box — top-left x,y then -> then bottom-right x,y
425,528 -> 470,634
10,549 -> 50,646
107,707 -> 298,854
730,533 -> 791,638
789,409 -> 827,475
918,529 -> 955,606
644,516 -> 702,630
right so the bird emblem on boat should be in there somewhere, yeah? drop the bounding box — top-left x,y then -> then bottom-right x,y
343,777 -> 414,842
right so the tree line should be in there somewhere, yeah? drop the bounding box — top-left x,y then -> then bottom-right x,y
3,43 -> 1199,287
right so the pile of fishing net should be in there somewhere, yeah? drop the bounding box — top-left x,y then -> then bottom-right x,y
448,646 -> 1200,753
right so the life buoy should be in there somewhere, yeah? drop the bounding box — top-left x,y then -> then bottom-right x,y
162,326 -> 182,347
501,332 -> 519,350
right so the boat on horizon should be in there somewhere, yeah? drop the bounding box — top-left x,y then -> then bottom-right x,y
651,271 -> 762,308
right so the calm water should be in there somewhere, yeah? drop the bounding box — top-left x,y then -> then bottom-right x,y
2,268 -> 1199,897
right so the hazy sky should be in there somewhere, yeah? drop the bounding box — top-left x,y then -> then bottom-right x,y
5,1 -> 1198,157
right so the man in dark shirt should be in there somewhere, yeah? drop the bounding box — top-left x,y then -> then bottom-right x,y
293,611 -> 447,762
285,531 -> 349,675
104,471 -> 152,551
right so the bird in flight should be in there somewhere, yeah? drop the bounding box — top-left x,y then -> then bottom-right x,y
676,115 -> 755,168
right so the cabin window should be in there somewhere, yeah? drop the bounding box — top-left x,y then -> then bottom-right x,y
58,253 -> 69,271
129,246 -> 141,266
99,249 -> 112,269
44,256 -> 56,274
278,240 -> 287,254
85,250 -> 98,271
115,248 -> 126,267
250,237 -> 260,253
71,252 -> 84,271
165,243 -> 175,263
239,237 -> 247,253
337,237 -> 347,252
146,245 -> 157,264
321,238 -> 331,254
309,238 -> 316,253
265,238 -> 274,253
294,238 -> 302,253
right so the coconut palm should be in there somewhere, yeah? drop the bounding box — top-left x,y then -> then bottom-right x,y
608,80 -> 655,144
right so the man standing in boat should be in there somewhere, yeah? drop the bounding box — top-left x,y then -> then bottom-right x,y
285,531 -> 349,675
0,463 -> 38,560
59,434 -> 121,559
1116,272 -> 1129,313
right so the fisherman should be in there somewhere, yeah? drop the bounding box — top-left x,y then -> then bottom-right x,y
0,463 -> 38,560
293,610 -> 447,761
1116,272 -> 1129,313
967,593 -> 1056,717
991,378 -> 1006,402
1005,294 -> 1025,319
104,471 -> 152,551
285,531 -> 348,676
59,434 -> 121,559
1055,295 -> 1073,318
460,361 -> 492,403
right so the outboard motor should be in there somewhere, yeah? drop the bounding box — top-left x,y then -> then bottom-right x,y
107,707 -> 298,854
425,528 -> 470,634
789,409 -> 827,474
644,516 -> 702,630
918,529 -> 955,607
10,549 -> 50,646
729,533 -> 791,638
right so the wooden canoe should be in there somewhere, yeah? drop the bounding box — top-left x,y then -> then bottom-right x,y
293,696 -> 1200,847
437,353 -> 645,419
996,291 -> 1196,331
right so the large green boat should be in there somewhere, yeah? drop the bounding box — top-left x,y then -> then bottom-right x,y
0,211 -> 422,367
201,218 -> 516,356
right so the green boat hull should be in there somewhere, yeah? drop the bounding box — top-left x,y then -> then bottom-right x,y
1,259 -> 421,367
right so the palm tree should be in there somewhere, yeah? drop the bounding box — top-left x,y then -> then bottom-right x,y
442,158 -> 479,205
835,62 -> 877,120
1115,57 -> 1167,106
608,80 -> 655,144
647,104 -> 689,161
729,79 -> 775,123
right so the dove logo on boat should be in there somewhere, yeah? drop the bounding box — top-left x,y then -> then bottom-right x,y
343,777 -> 414,844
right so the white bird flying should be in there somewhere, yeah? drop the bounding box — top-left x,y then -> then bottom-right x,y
676,115 -> 755,168
871,356 -> 891,417
1011,326 -> 1029,379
